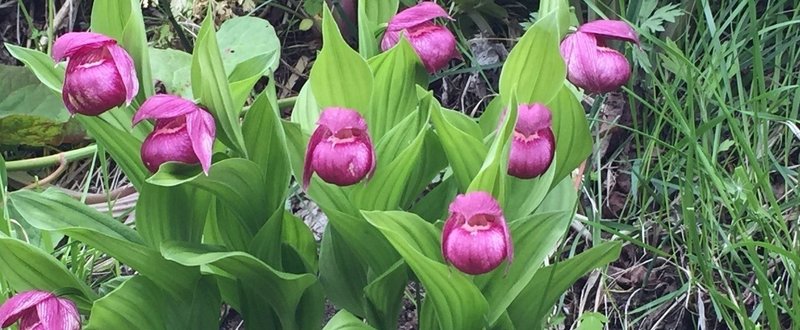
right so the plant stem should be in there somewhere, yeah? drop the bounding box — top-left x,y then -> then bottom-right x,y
5,144 -> 97,172
159,0 -> 193,52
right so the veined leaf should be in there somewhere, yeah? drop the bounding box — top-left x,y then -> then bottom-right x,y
366,37 -> 420,140
546,86 -> 592,186
467,93 -> 517,203
324,310 -> 375,330
429,102 -> 487,192
3,44 -> 64,92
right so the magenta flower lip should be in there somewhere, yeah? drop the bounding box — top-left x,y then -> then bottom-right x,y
381,2 -> 461,73
508,103 -> 556,179
133,94 -> 216,174
303,108 -> 376,190
0,290 -> 80,330
441,191 -> 513,275
53,32 -> 138,116
559,20 -> 639,93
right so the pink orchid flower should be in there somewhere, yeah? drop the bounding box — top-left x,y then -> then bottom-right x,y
303,108 -> 376,189
133,95 -> 216,174
381,2 -> 461,73
0,290 -> 80,330
52,32 -> 138,116
508,103 -> 556,179
560,20 -> 640,93
442,191 -> 513,275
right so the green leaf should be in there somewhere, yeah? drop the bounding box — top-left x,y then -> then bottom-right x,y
538,0 -> 571,37
498,11 -> 565,105
289,83 -> 321,134
161,242 -> 322,329
0,155 -> 8,235
478,96 -> 504,137
503,162 -> 557,220
149,48 -> 193,98
366,37 -> 420,141
507,242 -> 622,328
3,44 -> 64,92
323,310 -> 375,330
91,0 -> 154,98
279,211 -> 319,272
9,189 -> 199,297
242,89 -> 291,214
0,65 -> 71,146
147,158 -> 269,238
357,0 -> 399,58
409,177 -> 457,222
363,211 -> 488,330
478,211 -> 574,325
248,208 -> 284,267
429,103 -> 487,192
0,237 -> 96,309
319,225 -> 369,316
364,260 -> 408,329
217,16 -> 281,75
311,5 -> 373,113
85,275 -> 221,330
192,12 -> 248,156
467,94 -> 517,202
546,87 -> 592,185
136,183 -> 211,247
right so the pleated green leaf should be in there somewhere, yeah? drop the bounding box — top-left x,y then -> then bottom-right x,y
366,37 -> 420,140
546,86 -> 592,186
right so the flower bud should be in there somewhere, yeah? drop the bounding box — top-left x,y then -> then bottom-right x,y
133,95 -> 216,174
442,191 -> 513,275
508,103 -> 555,179
303,108 -> 376,189
381,2 -> 460,73
53,32 -> 138,116
559,20 -> 639,93
0,290 -> 80,330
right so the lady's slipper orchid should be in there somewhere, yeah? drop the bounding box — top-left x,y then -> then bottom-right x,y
559,20 -> 640,93
303,108 -> 375,189
53,32 -> 138,116
380,2 -> 460,73
0,290 -> 80,330
442,191 -> 513,275
133,95 -> 215,174
508,103 -> 555,179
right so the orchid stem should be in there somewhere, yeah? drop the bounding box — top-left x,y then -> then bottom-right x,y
5,145 -> 98,172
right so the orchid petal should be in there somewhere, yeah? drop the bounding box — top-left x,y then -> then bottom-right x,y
133,95 -> 199,125
61,48 -> 128,116
387,2 -> 451,31
186,110 -> 216,175
0,291 -> 52,327
302,126 -> 327,190
310,139 -> 373,186
578,20 -> 640,45
52,32 -> 115,61
141,117 -> 199,173
405,24 -> 459,73
36,296 -> 78,330
508,129 -> 555,179
107,44 -> 139,105
317,107 -> 367,133
448,191 -> 503,222
515,103 -> 552,136
380,30 -> 401,52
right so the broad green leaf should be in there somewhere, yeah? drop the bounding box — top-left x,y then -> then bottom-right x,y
357,0 -> 399,58
503,161 -> 557,220
136,183 -> 211,247
363,211 -> 488,330
85,275 -> 221,330
3,44 -> 64,92
478,211 -> 574,325
400,129 -> 448,208
149,48 -> 193,98
191,12 -> 247,156
289,83 -> 321,133
161,242 -> 322,330
0,155 -> 7,235
147,158 -> 269,236
441,109 -> 484,140
539,0 -> 572,37
546,87 -> 592,185
430,103 -> 487,192
536,176 -> 579,213
498,11 -> 565,105
478,96 -> 504,137
279,211 -> 319,272
74,117 -> 148,189
468,94 -> 517,202
217,16 -> 281,74
91,0 -> 154,98
9,189 -> 199,296
366,37 -> 420,140
311,6 -> 373,113
242,89 -> 291,214
228,54 -> 271,110
324,310 -> 375,330
409,177 -> 457,222
0,64 -> 70,146
248,208 -> 284,267
0,237 -> 95,309
364,260 -> 408,330
319,225 -> 369,316
353,111 -> 427,210
507,242 -> 622,328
